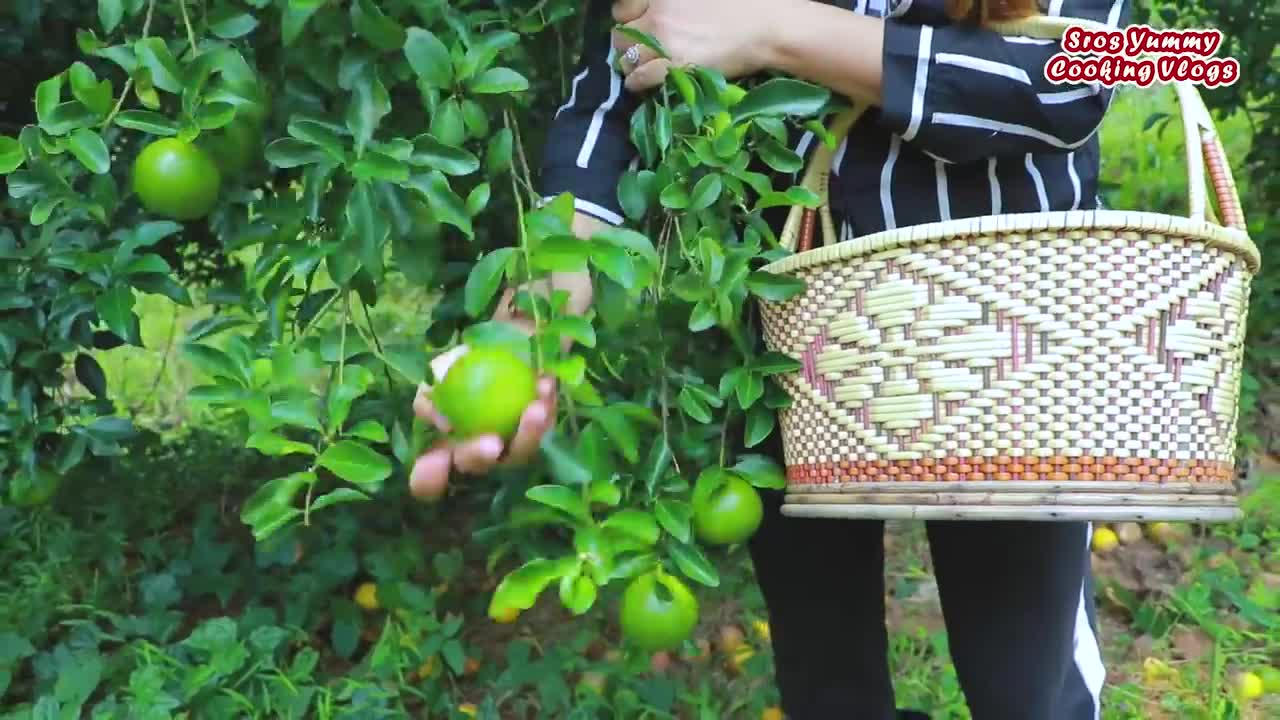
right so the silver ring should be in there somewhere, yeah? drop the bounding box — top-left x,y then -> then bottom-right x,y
623,44 -> 642,67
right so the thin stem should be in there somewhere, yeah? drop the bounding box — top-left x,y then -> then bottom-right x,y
102,0 -> 158,128
718,409 -> 731,468
358,299 -> 395,390
178,0 -> 199,56
508,110 -> 540,208
504,110 -> 545,373
137,300 -> 180,412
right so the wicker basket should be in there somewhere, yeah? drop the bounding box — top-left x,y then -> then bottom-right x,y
757,16 -> 1260,522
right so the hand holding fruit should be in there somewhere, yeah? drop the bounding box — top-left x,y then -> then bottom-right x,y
408,341 -> 556,501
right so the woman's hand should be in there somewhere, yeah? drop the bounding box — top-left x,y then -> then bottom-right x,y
611,0 -> 781,92
406,214 -> 603,502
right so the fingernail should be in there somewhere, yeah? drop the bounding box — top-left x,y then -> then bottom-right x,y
526,404 -> 546,425
482,437 -> 503,459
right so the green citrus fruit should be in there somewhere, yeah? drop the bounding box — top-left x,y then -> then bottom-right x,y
619,572 -> 699,652
132,138 -> 221,220
201,115 -> 262,178
692,471 -> 763,546
431,347 -> 538,440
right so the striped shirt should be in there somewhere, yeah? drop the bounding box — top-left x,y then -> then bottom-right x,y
539,0 -> 1131,236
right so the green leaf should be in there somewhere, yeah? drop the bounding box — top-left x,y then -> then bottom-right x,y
0,136 -> 24,174
758,138 -> 804,173
462,247 -> 514,317
617,169 -> 654,221
348,419 -> 389,443
283,3 -> 320,46
733,454 -> 787,489
468,67 -> 529,94
35,76 -> 63,125
559,573 -> 597,616
670,542 -> 720,588
753,352 -> 802,375
747,271 -> 806,301
310,488 -> 371,512
382,342 -> 428,384
114,110 -> 179,135
486,128 -> 513,175
601,510 -> 660,546
317,440 -> 392,490
134,38 -> 182,93
195,102 -> 236,130
410,171 -> 472,237
240,472 -> 314,541
689,174 -> 722,211
74,354 -> 108,398
540,431 -> 593,487
67,128 -> 110,174
545,316 -> 596,349
731,78 -> 831,123
654,499 -> 692,544
588,479 -> 621,507
431,99 -> 466,147
737,371 -> 765,409
209,8 -> 260,39
532,235 -> 590,273
404,28 -> 453,88
99,0 -> 124,33
660,182 -> 690,210
69,62 -> 113,116
466,183 -> 490,216
352,153 -> 409,183
287,118 -> 348,161
247,431 -> 316,457
271,399 -> 324,431
526,485 -> 591,523
351,0 -> 406,50
410,134 -> 479,175
95,285 -> 135,345
592,226 -> 660,269
489,557 -> 576,614
585,407 -> 639,463
265,138 -> 331,168
183,343 -> 245,385
756,186 -> 822,212
745,404 -> 776,448
346,68 -> 391,155
677,387 -> 712,423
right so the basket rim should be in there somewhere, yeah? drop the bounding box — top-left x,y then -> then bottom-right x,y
763,209 -> 1261,276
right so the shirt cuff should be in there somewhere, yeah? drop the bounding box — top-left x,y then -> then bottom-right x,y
878,19 -> 933,143
539,168 -> 627,226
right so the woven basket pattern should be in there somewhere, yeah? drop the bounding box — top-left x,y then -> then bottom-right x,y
760,225 -> 1251,488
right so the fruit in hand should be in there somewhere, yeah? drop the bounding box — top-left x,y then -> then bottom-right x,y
132,138 -> 221,220
619,571 -> 699,652
693,472 -> 764,545
431,347 -> 538,440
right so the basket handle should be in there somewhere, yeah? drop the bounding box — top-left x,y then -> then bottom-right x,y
778,14 -> 1248,254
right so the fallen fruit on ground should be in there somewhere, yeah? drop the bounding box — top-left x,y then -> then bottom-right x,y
416,658 -> 438,680
718,624 -> 746,655
1091,527 -> 1119,553
1143,657 -> 1172,685
726,645 -> 754,675
761,708 -> 784,720
354,582 -> 379,611
1148,522 -> 1189,546
1232,671 -> 1264,700
752,618 -> 771,642
431,347 -> 538,440
1116,522 -> 1144,545
132,138 -> 221,220
619,571 -> 699,652
693,472 -> 764,545
458,704 -> 477,717
578,671 -> 607,693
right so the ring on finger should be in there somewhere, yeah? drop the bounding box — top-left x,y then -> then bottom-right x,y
623,44 -> 642,68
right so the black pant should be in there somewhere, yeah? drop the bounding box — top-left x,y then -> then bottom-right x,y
746,431 -> 1105,720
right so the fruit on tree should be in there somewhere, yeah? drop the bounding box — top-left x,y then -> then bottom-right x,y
619,571 -> 699,652
201,114 -> 262,178
430,347 -> 538,440
693,472 -> 764,545
132,138 -> 222,220
7,466 -> 61,507
1091,527 -> 1119,553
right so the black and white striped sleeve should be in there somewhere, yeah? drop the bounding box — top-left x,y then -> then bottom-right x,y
878,0 -> 1130,164
537,0 -> 640,226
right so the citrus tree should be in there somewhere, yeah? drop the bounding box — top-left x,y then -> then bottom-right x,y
0,0 -> 838,651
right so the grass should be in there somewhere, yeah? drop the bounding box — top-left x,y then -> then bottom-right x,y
14,83 -> 1275,718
